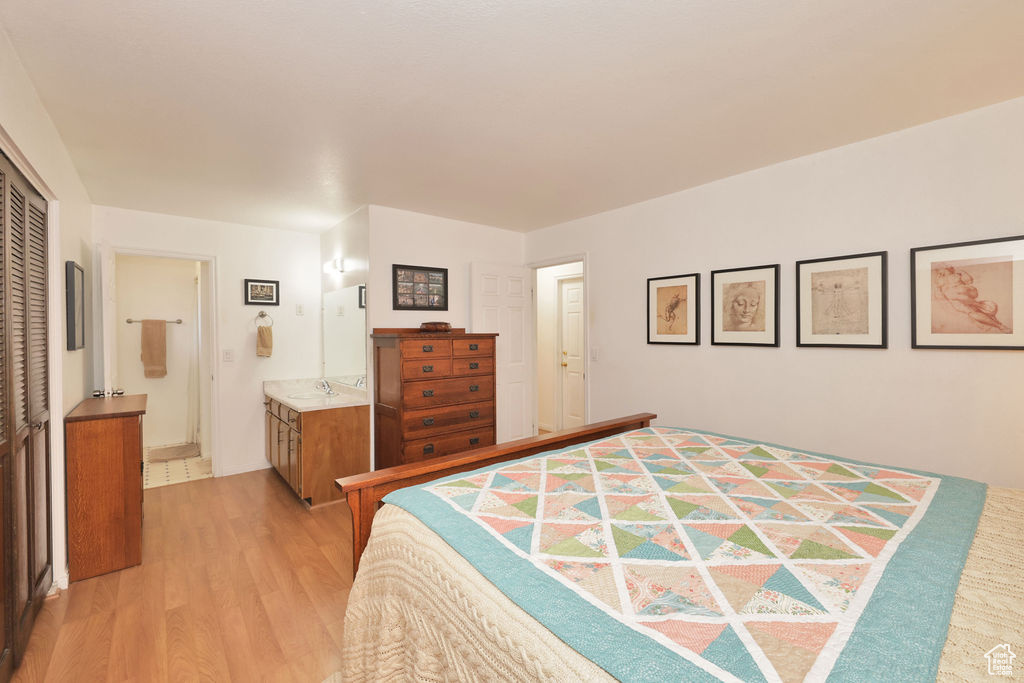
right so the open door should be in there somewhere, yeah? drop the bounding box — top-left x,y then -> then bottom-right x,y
470,262 -> 534,442
558,276 -> 586,429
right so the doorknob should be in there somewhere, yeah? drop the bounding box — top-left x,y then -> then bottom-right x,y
32,422 -> 43,431
561,361 -> 568,367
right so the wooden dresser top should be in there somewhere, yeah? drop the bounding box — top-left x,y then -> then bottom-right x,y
371,328 -> 497,339
66,395 -> 148,422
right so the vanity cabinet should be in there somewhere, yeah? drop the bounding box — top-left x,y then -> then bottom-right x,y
264,399 -> 369,506
372,329 -> 498,469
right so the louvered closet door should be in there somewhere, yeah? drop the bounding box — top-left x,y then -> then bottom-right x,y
0,161 -> 12,680
1,151 -> 51,667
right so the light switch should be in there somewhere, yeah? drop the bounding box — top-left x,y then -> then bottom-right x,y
336,305 -> 345,316
590,346 -> 600,361
295,303 -> 304,316
223,349 -> 235,362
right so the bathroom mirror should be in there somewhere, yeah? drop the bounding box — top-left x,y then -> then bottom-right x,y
322,285 -> 366,385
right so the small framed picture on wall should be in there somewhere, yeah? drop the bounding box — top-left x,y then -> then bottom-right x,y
711,264 -> 779,346
244,278 -> 280,306
647,273 -> 699,344
911,234 -> 1024,349
796,251 -> 887,348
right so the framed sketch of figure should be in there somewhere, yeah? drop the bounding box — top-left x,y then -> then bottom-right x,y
647,273 -> 699,345
711,264 -> 779,346
911,235 -> 1024,349
797,251 -> 887,348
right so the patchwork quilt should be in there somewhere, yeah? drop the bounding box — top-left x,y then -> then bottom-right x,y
383,427 -> 986,682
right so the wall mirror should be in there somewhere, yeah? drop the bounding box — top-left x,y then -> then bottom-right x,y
322,284 -> 366,385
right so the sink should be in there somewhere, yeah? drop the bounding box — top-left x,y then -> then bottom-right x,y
287,392 -> 331,400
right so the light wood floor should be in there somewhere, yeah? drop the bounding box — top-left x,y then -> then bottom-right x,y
14,468 -> 354,682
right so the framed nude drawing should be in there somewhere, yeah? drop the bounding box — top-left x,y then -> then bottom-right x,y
911,234 -> 1024,349
711,264 -> 779,346
647,273 -> 699,344
796,251 -> 887,348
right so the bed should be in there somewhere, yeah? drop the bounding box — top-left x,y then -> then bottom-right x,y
335,415 -> 1024,682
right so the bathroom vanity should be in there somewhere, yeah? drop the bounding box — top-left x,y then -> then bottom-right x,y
263,380 -> 370,506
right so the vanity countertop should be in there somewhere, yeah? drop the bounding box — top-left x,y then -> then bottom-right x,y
263,379 -> 369,413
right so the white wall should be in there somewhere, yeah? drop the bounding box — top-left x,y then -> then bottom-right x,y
115,255 -> 198,448
323,285 -> 366,378
367,204 -> 525,330
93,205 -> 323,476
1,25 -> 96,589
536,261 -> 584,431
526,97 -> 1024,489
321,206 -> 370,294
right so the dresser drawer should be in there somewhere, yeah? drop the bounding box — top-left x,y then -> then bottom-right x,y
402,401 -> 495,438
452,357 -> 493,376
401,339 -> 452,359
403,427 -> 496,462
452,338 -> 494,357
402,358 -> 452,380
403,377 -> 495,409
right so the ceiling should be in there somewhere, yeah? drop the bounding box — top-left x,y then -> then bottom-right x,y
1,1 -> 1022,233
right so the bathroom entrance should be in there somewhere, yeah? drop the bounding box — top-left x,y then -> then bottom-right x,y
110,253 -> 216,488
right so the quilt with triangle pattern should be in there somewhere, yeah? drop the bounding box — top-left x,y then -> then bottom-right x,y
383,426 -> 986,682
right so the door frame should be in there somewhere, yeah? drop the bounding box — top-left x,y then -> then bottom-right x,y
100,247 -> 222,477
529,253 -> 589,433
0,126 -> 68,592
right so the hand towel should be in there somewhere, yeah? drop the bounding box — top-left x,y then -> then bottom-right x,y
256,325 -> 273,357
141,319 -> 167,378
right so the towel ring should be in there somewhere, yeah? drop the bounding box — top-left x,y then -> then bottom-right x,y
256,311 -> 274,327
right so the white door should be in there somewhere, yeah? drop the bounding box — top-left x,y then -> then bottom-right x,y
470,262 -> 534,442
559,277 -> 586,429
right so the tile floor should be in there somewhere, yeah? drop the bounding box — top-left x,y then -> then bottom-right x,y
142,446 -> 213,489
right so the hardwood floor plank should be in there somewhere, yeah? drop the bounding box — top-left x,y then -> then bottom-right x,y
12,469 -> 357,682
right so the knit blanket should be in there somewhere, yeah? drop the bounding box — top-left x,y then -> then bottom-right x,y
383,426 -> 986,682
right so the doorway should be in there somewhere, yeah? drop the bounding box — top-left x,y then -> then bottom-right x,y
535,261 -> 586,434
111,254 -> 215,488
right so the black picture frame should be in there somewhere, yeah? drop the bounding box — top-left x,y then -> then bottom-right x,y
646,273 -> 700,345
392,264 -> 448,311
244,278 -> 280,306
358,284 -> 366,309
796,251 -> 888,348
711,264 -> 780,346
911,234 -> 1024,349
65,261 -> 85,351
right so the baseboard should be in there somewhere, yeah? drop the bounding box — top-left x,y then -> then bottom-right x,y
218,460 -> 273,478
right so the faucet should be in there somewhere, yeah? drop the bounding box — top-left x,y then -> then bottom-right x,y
315,378 -> 336,395
355,375 -> 366,388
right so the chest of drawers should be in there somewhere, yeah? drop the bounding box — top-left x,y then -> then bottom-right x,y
372,329 -> 497,469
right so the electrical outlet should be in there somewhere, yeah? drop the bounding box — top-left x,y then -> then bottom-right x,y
295,303 -> 304,316
223,349 -> 235,362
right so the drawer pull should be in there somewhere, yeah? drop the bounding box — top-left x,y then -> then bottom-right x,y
469,384 -> 479,392
422,417 -> 435,426
469,410 -> 480,419
469,362 -> 479,370
423,444 -> 435,455
469,437 -> 480,445
422,344 -> 433,352
469,343 -> 479,351
422,389 -> 434,397
422,365 -> 434,373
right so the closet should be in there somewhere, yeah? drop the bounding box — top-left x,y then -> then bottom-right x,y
0,151 -> 53,680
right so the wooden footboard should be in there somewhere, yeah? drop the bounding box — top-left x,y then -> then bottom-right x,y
335,413 -> 656,576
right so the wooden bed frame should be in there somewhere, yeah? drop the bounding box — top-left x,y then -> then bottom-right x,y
334,412 -> 656,575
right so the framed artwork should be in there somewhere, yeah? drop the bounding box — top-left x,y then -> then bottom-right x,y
65,261 -> 86,351
393,264 -> 448,311
711,264 -> 779,346
358,284 -> 366,309
796,251 -> 887,348
911,234 -> 1024,349
244,278 -> 280,306
647,273 -> 699,344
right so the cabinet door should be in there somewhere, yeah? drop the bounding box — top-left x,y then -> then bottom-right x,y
276,419 -> 289,482
288,429 -> 300,495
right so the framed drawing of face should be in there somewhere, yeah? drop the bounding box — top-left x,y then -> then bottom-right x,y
711,264 -> 779,346
796,251 -> 887,348
911,234 -> 1024,349
647,273 -> 699,345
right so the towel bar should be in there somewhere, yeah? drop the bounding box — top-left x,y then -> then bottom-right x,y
125,318 -> 182,324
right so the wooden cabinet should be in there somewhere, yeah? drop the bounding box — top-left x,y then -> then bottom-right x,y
372,329 -> 497,469
264,400 -> 369,506
0,150 -> 53,678
64,396 -> 147,583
